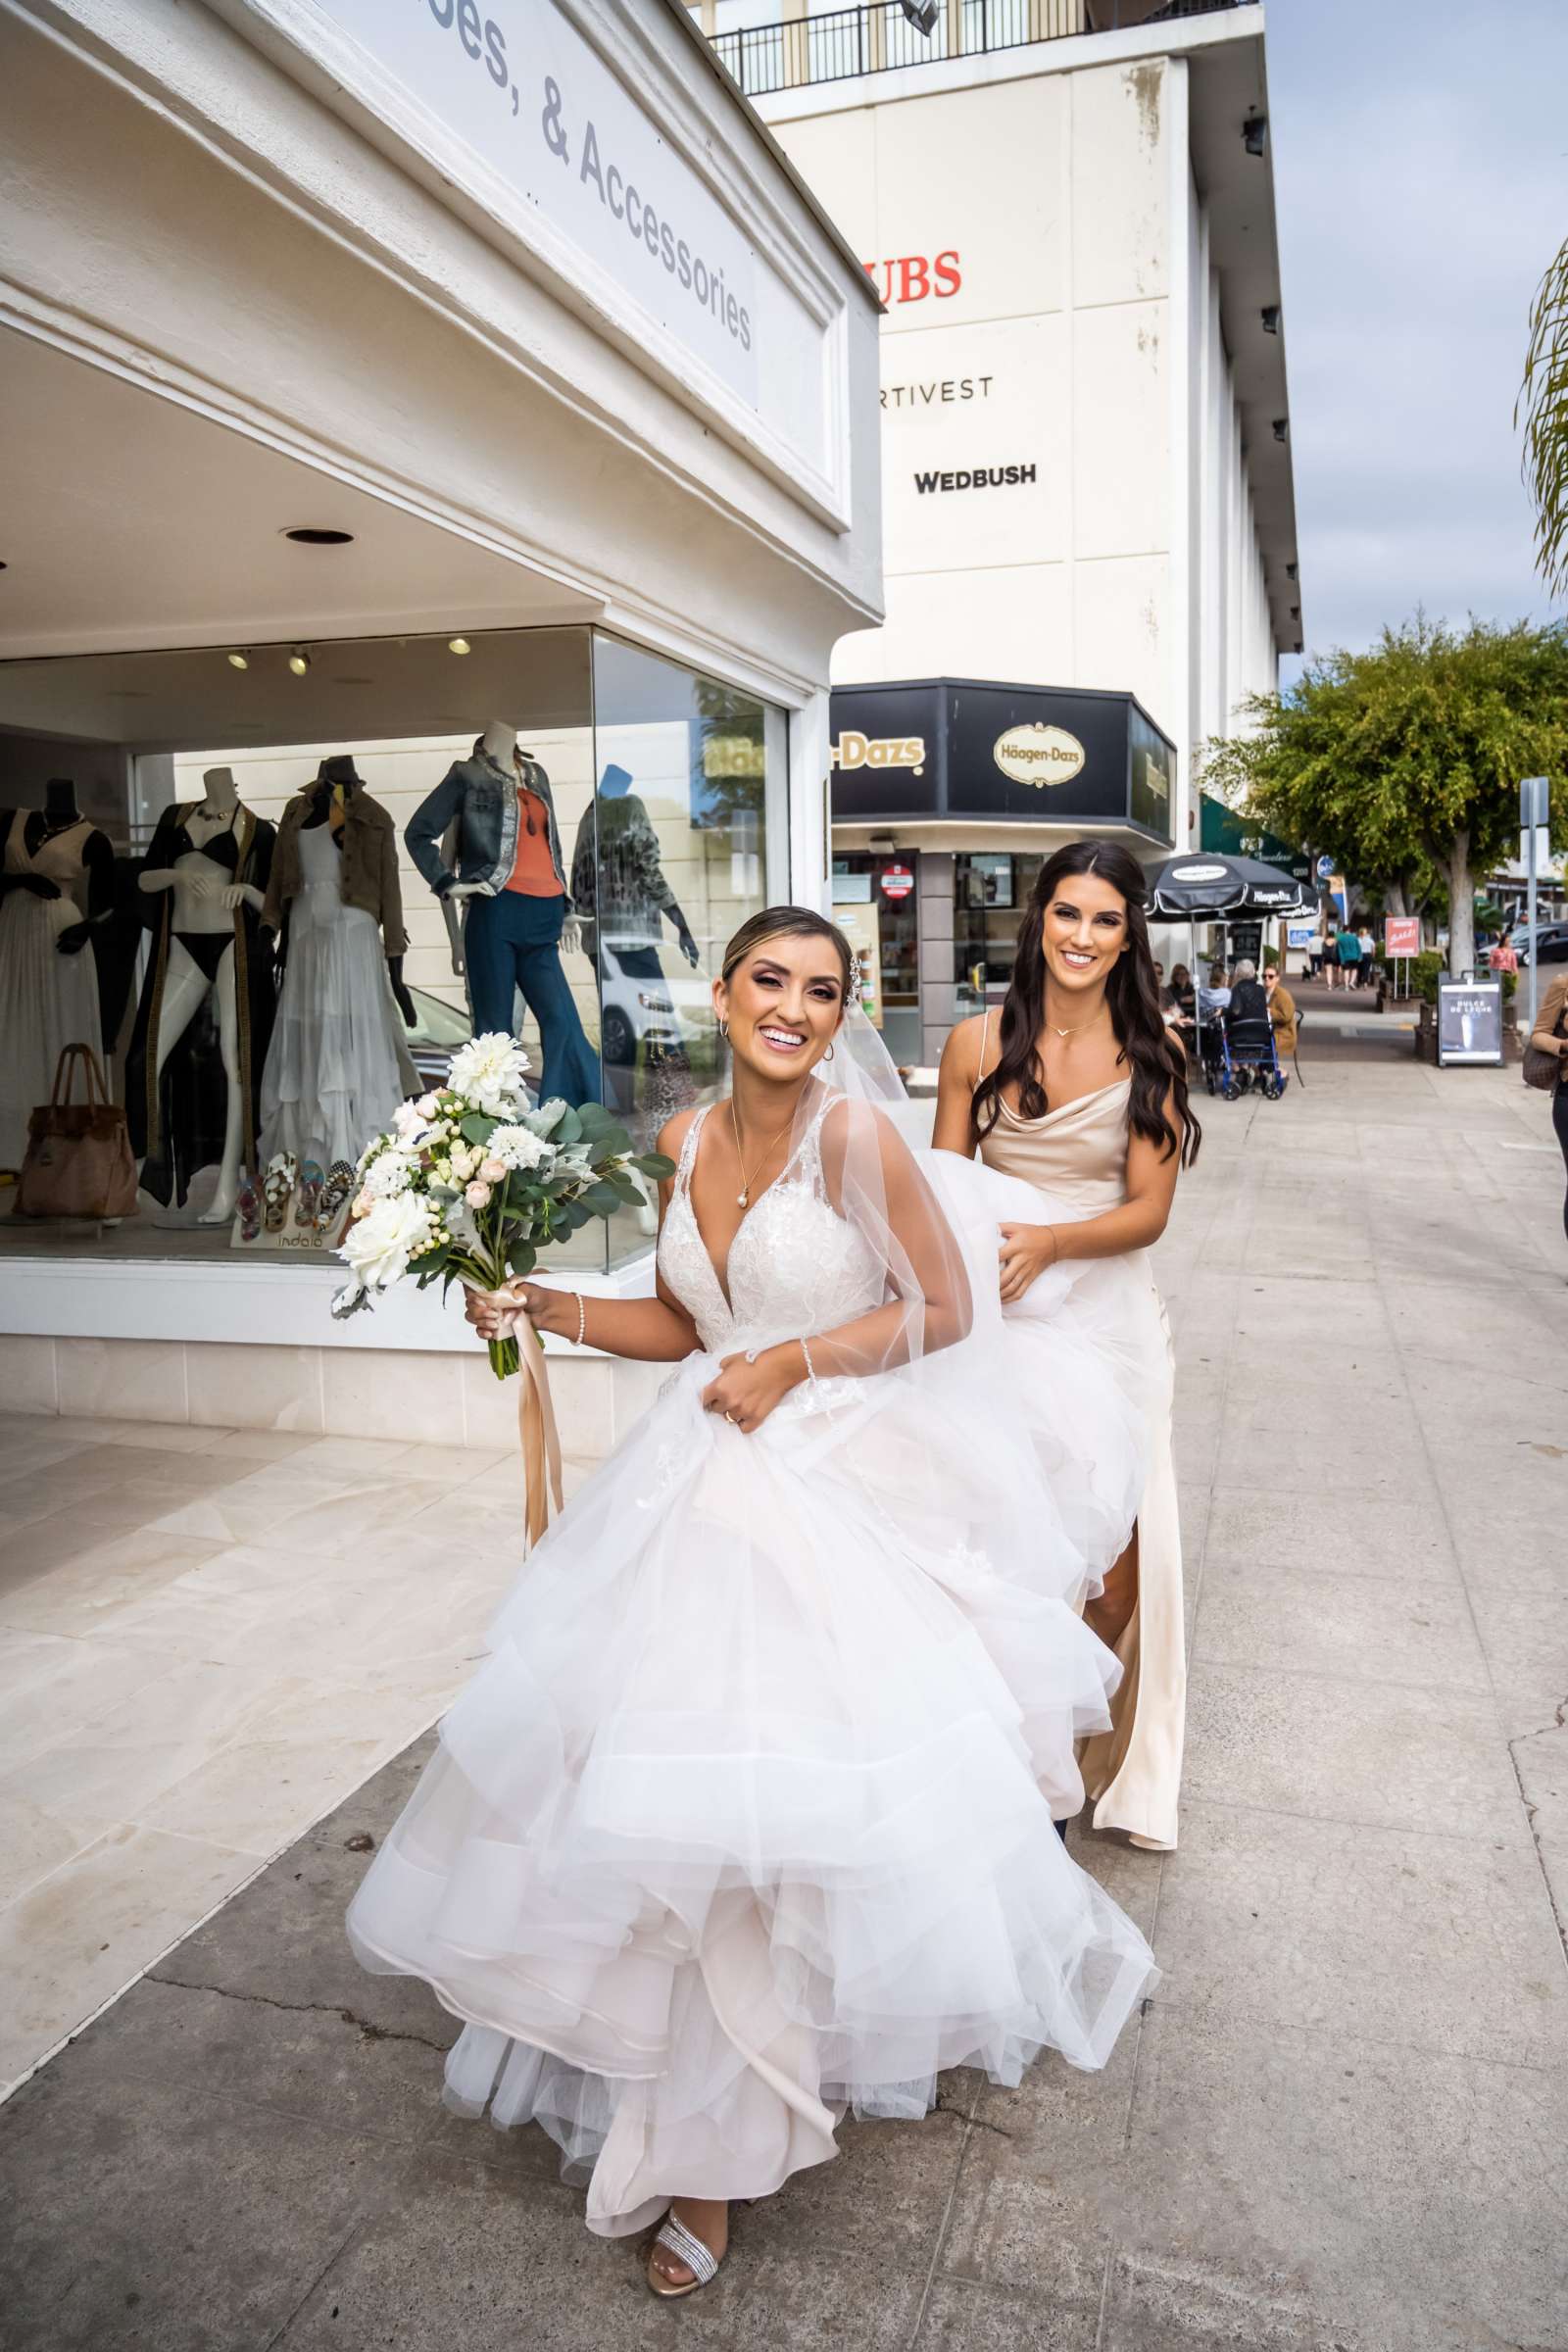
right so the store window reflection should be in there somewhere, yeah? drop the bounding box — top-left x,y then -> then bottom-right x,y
586,633 -> 784,1152
0,625 -> 786,1278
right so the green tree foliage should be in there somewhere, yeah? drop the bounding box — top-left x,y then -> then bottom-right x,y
1202,615 -> 1568,975
1520,239 -> 1568,599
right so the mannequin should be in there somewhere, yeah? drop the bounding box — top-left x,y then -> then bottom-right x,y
259,754 -> 418,1172
126,766 -> 275,1221
570,761 -> 700,1122
405,720 -> 599,1104
0,779 -> 113,1169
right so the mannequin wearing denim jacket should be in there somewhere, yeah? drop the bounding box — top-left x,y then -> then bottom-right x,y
405,722 -> 598,1105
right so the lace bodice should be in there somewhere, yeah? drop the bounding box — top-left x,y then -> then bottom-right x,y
659,1095 -> 886,1357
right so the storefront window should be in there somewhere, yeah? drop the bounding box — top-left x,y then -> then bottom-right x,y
954,851 -> 1043,1015
0,626 -> 785,1279
830,853 -> 920,1063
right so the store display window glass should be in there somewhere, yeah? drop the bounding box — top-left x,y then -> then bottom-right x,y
830,853 -> 920,1064
954,851 -> 1044,1016
0,626 -> 786,1278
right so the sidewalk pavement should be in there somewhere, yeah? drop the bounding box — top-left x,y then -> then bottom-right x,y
4,1043 -> 1567,2351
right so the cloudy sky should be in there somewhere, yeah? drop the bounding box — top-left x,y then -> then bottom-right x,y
1267,0 -> 1568,669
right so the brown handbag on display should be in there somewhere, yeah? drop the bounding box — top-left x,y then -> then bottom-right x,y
16,1044 -> 139,1219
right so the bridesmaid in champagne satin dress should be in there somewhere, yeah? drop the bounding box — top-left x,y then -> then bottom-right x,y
935,842 -> 1200,1852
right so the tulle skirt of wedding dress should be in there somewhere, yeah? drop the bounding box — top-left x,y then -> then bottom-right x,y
921,1153 -> 1152,1593
348,1348 -> 1158,2234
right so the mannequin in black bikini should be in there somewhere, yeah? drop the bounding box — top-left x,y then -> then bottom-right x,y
129,768 -> 275,1219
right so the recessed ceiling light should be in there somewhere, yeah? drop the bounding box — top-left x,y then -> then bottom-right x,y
448,637 -> 471,656
283,527 -> 355,546
226,651 -> 250,671
288,648 -> 312,676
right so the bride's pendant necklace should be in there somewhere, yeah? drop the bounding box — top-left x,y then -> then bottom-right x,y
1052,1010 -> 1104,1039
729,1097 -> 794,1208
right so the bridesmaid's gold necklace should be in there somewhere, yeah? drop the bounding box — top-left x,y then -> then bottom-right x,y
729,1099 -> 794,1207
1050,1006 -> 1109,1040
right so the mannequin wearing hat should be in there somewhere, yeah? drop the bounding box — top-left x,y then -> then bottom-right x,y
258,755 -> 416,1173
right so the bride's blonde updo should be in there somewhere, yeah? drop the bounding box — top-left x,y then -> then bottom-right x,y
720,906 -> 855,999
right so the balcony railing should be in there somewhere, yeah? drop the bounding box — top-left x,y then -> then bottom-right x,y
710,0 -> 1245,99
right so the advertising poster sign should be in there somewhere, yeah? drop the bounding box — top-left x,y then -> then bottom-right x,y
1385,916 -> 1420,958
1437,979 -> 1503,1066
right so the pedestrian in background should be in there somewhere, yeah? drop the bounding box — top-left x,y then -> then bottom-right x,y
1490,932 -> 1520,977
1355,924 -> 1375,987
1530,968 -> 1568,1248
1336,926 -> 1363,990
1263,961 -> 1297,1054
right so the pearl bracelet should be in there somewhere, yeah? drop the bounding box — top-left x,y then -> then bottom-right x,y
573,1293 -> 587,1348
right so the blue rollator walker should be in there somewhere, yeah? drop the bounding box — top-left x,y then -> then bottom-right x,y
1214,1010 -> 1288,1101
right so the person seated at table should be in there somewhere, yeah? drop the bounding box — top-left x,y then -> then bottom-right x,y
1224,959 -> 1268,1031
1161,962 -> 1196,1034
1197,962 -> 1231,1023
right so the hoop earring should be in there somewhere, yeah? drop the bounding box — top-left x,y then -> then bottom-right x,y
717,1019 -> 729,1039
822,1041 -> 836,1061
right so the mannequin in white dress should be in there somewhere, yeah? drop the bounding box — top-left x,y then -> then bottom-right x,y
0,779 -> 111,1168
259,757 -> 416,1171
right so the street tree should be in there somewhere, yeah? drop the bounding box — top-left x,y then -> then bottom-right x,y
1202,615 -> 1568,975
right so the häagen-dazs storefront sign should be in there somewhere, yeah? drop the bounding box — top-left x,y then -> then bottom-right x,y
299,0 -> 761,407
831,731 -> 928,776
993,723 -> 1086,788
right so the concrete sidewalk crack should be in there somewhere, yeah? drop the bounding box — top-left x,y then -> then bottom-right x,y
146,1972 -> 451,2054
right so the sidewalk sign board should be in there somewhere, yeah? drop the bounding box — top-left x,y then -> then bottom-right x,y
1385,916 -> 1420,957
1437,978 -> 1503,1066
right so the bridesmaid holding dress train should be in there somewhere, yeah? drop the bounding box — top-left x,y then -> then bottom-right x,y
934,840 -> 1200,1851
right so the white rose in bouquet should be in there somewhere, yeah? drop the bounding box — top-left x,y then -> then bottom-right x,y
447,1032 -> 531,1116
334,1192 -> 434,1313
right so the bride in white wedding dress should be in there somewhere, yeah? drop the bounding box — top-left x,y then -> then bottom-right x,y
347,906 -> 1155,2297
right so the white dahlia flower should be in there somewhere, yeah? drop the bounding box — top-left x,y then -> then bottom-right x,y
447,1033 -> 530,1115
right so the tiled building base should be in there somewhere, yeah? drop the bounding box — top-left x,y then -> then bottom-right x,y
0,1333 -> 666,1460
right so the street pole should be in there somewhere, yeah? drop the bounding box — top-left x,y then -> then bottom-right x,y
1522,776 -> 1549,1035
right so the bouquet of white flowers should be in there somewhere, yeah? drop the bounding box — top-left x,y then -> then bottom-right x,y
333,1033 -> 673,1387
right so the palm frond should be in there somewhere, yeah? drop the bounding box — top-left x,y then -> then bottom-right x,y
1520,239 -> 1568,601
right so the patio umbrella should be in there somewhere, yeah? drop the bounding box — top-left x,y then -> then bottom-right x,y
1147,853 -> 1311,918
1146,854 -> 1311,1062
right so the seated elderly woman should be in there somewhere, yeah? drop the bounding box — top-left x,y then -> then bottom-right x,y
1225,959 -> 1269,1031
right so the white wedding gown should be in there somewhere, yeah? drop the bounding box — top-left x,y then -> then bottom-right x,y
348,1093 -> 1157,2235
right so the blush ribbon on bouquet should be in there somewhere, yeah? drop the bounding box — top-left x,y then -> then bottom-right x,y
515,1317 -> 565,1548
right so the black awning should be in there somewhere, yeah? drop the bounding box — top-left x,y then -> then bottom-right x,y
830,678 -> 1177,847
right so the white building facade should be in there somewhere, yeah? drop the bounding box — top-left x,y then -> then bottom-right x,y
0,0 -> 881,1444
702,0 -> 1298,1057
